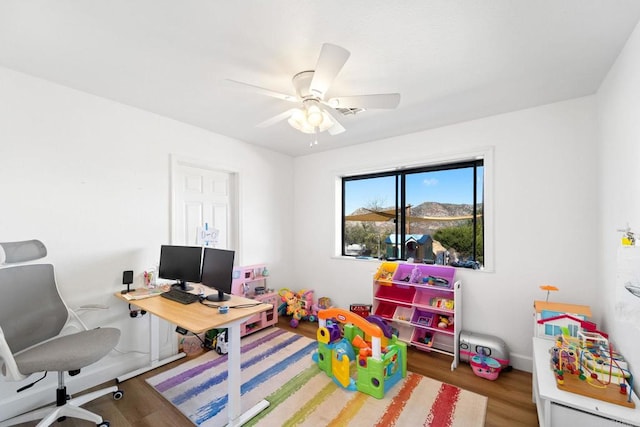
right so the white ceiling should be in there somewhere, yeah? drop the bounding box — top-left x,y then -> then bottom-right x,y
1,1 -> 640,157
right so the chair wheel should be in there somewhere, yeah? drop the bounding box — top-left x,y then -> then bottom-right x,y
97,422 -> 110,427
112,390 -> 124,400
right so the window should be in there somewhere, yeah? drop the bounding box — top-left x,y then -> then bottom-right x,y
342,159 -> 484,269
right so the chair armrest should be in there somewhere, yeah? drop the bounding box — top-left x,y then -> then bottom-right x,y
61,304 -> 110,335
0,326 -> 27,382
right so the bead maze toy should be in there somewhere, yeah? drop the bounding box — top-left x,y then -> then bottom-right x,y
550,330 -> 635,408
313,308 -> 407,399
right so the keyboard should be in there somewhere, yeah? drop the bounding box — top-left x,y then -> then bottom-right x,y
160,288 -> 201,305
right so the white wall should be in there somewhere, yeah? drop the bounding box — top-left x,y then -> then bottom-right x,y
292,96 -> 599,371
0,66 -> 294,412
597,19 -> 640,392
3,23 -> 638,405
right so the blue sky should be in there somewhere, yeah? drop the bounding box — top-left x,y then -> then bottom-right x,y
344,167 -> 483,214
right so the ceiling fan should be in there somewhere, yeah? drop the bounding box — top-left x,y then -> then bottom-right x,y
225,43 -> 400,144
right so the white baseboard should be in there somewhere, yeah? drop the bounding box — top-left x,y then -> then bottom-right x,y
508,352 -> 533,373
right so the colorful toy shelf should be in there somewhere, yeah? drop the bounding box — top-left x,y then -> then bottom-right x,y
372,262 -> 461,370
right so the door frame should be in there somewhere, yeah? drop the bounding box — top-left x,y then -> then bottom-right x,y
169,154 -> 239,251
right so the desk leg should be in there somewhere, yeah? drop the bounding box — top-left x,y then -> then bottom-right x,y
226,321 -> 269,427
117,313 -> 186,382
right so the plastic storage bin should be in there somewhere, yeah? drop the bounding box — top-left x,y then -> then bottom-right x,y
411,328 -> 434,348
375,284 -> 416,303
393,305 -> 414,322
411,309 -> 434,327
374,302 -> 396,319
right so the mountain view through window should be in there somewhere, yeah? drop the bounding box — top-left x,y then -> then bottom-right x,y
342,160 -> 483,269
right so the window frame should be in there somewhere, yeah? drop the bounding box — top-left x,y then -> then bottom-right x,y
337,149 -> 492,271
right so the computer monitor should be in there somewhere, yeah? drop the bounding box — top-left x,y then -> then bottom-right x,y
158,245 -> 203,291
200,247 -> 235,302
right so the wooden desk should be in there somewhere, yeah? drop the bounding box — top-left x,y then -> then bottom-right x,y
532,337 -> 640,427
115,290 -> 271,426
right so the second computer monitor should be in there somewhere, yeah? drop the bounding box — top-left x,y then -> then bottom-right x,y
200,247 -> 235,302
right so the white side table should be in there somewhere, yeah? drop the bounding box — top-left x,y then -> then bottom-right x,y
532,337 -> 640,426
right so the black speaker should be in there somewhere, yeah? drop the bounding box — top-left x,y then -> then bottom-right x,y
121,270 -> 134,294
122,270 -> 133,285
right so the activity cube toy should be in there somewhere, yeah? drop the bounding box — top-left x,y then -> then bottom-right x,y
313,308 -> 407,399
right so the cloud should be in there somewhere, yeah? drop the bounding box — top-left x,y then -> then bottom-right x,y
423,178 -> 439,187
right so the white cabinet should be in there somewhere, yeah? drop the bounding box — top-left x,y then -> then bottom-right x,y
532,337 -> 640,426
372,262 -> 460,370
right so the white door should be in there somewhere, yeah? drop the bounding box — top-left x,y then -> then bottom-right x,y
171,157 -> 238,249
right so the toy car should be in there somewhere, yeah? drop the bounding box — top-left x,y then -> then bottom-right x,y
214,329 -> 228,355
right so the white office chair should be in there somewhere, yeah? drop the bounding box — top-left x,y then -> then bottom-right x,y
0,240 -> 122,427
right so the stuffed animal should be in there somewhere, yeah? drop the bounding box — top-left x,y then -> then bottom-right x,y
438,315 -> 454,329
410,265 -> 422,283
278,288 -> 318,327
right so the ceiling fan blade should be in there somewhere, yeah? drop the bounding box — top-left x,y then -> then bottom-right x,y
224,79 -> 297,102
309,43 -> 350,99
321,107 -> 346,135
257,109 -> 297,128
327,120 -> 346,136
327,93 -> 401,109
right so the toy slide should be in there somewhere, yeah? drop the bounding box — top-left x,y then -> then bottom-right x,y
313,308 -> 407,399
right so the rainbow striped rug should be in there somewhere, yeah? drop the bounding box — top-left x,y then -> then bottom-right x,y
146,328 -> 487,426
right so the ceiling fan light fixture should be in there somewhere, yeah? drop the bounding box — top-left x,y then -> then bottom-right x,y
318,111 -> 334,132
306,103 -> 324,127
288,102 -> 335,135
290,108 -> 305,124
288,108 -> 316,134
227,43 -> 401,141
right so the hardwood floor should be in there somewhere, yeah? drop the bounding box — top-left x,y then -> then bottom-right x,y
8,318 -> 539,426
279,321 -> 539,427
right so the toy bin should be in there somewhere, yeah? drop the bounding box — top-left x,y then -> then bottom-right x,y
470,354 -> 502,380
373,302 -> 396,319
411,328 -> 434,349
374,262 -> 398,282
393,322 -> 413,341
413,289 -> 454,314
393,305 -> 414,322
392,263 -> 424,284
411,309 -> 434,328
419,264 -> 455,287
375,284 -> 416,304
432,333 -> 455,353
